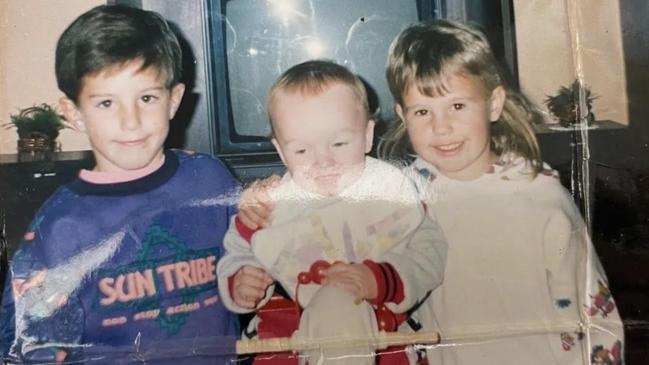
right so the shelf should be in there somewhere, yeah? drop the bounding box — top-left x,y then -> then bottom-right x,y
0,150 -> 93,165
534,120 -> 626,134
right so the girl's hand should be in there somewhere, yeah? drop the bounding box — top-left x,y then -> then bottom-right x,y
238,175 -> 281,229
231,265 -> 274,309
321,262 -> 377,301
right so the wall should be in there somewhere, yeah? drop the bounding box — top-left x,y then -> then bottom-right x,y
0,1 -> 637,157
514,0 -> 628,125
0,1 -> 8,127
0,0 -> 102,155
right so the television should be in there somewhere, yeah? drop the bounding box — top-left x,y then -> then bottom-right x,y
112,0 -> 516,182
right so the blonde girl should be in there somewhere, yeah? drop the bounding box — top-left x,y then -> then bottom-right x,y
381,20 -> 624,365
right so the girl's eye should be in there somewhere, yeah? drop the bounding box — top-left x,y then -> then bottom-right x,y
97,100 -> 112,109
452,103 -> 465,110
413,109 -> 428,117
141,95 -> 158,103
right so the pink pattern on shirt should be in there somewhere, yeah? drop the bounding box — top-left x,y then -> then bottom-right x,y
79,155 -> 165,184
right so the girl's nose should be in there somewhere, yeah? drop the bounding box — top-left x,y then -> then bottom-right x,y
432,115 -> 453,135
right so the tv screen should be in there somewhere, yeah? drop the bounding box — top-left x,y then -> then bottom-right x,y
114,0 -> 516,180
207,0 -> 424,156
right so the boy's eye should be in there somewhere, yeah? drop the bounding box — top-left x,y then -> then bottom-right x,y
452,103 -> 465,110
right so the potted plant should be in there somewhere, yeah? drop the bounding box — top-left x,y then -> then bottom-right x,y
545,79 -> 597,127
3,103 -> 65,154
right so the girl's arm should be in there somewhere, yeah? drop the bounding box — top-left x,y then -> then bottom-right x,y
542,188 -> 624,357
378,211 -> 448,314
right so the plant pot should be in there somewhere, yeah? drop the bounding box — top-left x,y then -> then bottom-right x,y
17,135 -> 57,154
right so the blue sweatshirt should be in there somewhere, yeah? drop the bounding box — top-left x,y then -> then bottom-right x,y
1,150 -> 240,364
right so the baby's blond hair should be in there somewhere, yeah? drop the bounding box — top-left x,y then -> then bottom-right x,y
267,60 -> 371,136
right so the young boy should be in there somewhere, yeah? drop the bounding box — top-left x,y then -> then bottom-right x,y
0,5 -> 240,364
217,60 -> 447,365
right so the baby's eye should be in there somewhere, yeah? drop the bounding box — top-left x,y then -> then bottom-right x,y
294,149 -> 306,155
141,95 -> 159,103
332,141 -> 348,147
452,103 -> 465,110
413,109 -> 429,117
97,100 -> 112,109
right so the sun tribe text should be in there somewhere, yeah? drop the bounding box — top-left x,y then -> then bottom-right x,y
98,256 -> 217,306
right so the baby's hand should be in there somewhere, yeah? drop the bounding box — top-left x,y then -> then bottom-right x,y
231,265 -> 274,309
238,175 -> 281,229
322,262 -> 377,301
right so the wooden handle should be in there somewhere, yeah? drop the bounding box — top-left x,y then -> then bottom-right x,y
236,331 -> 440,354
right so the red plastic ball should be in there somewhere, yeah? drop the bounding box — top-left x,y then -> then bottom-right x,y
310,260 -> 331,284
298,272 -> 311,284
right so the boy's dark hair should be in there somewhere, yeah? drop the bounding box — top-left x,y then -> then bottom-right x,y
55,5 -> 182,102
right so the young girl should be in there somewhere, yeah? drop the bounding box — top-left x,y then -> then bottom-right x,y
379,20 -> 624,364
240,20 -> 626,365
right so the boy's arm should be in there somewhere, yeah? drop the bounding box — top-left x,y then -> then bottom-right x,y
0,270 -> 16,358
237,175 -> 281,230
372,211 -> 448,314
217,216 -> 275,313
1,233 -> 84,363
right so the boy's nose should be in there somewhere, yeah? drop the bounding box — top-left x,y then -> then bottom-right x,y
120,107 -> 142,131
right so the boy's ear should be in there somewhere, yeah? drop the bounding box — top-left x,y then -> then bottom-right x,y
364,119 -> 375,154
489,86 -> 506,122
271,138 -> 287,166
59,97 -> 85,132
168,83 -> 186,119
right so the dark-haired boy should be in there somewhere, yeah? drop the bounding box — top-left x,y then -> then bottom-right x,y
0,5 -> 239,364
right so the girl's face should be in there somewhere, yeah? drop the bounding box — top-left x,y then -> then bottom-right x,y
396,72 -> 505,181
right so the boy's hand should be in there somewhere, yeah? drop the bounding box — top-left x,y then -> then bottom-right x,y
231,265 -> 274,309
238,175 -> 281,229
322,263 -> 377,301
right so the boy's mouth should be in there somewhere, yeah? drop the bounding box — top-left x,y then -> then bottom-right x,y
118,138 -> 146,147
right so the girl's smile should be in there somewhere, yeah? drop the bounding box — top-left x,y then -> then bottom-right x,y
397,72 -> 505,181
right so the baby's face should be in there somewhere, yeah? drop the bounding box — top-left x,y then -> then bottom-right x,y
271,84 -> 374,196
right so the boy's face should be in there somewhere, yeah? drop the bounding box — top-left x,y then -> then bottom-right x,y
60,60 -> 185,173
271,83 -> 374,196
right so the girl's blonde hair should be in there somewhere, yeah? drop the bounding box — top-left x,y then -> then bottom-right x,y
379,20 -> 544,174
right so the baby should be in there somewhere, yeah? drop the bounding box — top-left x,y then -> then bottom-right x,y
217,60 -> 447,365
